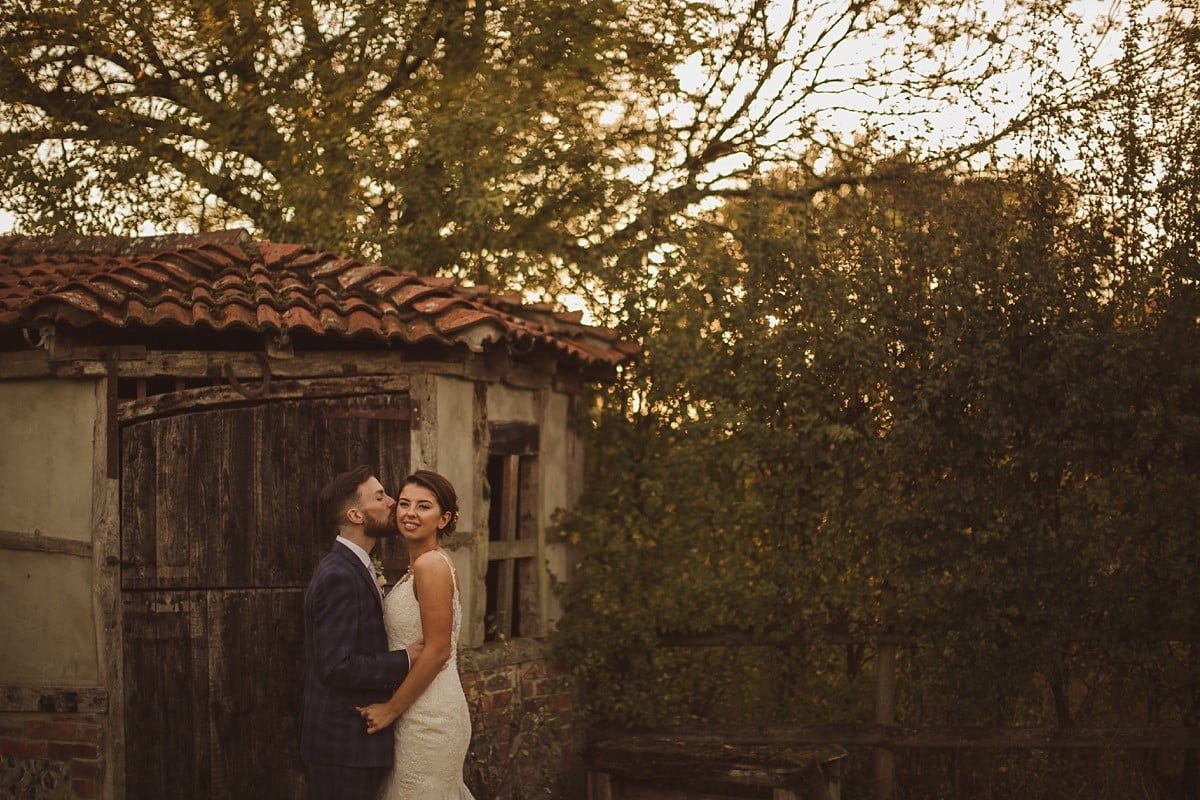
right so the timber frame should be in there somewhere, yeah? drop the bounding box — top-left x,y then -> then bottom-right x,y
0,333 -> 586,798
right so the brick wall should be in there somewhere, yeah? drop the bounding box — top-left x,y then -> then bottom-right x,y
0,713 -> 104,799
460,639 -> 581,798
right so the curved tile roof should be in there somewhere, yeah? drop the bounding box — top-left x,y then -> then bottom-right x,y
0,230 -> 637,370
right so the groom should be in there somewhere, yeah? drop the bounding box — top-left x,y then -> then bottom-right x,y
301,465 -> 423,800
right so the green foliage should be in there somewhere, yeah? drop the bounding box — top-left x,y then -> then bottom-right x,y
0,0 -> 1074,294
554,7 -> 1200,795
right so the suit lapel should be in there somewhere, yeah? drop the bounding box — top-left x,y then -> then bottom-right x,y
332,542 -> 383,610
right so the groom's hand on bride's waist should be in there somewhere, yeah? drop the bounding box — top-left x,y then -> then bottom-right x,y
407,639 -> 425,667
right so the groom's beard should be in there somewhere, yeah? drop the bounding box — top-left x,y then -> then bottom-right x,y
363,512 -> 396,539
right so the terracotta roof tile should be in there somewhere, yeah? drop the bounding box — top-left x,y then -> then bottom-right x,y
0,232 -> 636,369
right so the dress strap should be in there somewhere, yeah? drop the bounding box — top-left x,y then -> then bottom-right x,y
432,549 -> 459,593
432,548 -> 455,575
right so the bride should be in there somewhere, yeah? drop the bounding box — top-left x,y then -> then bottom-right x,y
356,470 -> 475,799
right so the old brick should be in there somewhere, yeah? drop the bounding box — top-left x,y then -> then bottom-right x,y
71,758 -> 101,779
0,736 -> 49,758
74,723 -> 103,743
49,741 -> 98,760
71,778 -> 96,798
26,720 -> 77,741
487,690 -> 513,709
483,673 -> 514,692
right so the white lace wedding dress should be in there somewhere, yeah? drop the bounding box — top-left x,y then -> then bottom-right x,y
378,550 -> 475,799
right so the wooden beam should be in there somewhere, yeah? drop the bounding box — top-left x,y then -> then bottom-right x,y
532,388 -> 549,637
873,586 -> 897,800
92,377 -> 125,800
118,374 -> 412,422
488,421 -> 540,456
493,455 -> 519,639
3,350 -> 467,380
467,381 -> 490,647
0,685 -> 108,713
0,529 -> 92,558
408,372 -> 437,470
487,539 -> 538,560
591,726 -> 1200,750
657,630 -> 915,647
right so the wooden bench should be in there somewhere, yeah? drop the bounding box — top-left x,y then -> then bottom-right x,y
585,734 -> 847,800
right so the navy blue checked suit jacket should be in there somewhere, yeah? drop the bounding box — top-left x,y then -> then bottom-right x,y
301,542 -> 411,768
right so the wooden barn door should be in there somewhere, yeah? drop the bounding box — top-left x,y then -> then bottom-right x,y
119,393 -> 410,800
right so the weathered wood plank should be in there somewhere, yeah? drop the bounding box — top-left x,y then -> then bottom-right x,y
489,421 -> 540,456
493,454 -> 520,639
4,347 -> 584,389
118,374 -> 412,422
587,770 -> 614,800
122,393 -> 412,589
532,388 -> 549,636
0,529 -> 91,557
467,381 -> 490,647
0,685 -> 108,713
0,349 -> 53,379
120,419 -> 157,588
486,539 -> 538,560
122,591 -> 211,800
408,373 -> 438,470
28,350 -> 456,379
93,377 -> 125,800
207,589 -> 306,799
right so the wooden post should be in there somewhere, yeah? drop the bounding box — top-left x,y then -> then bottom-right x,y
874,585 -> 897,800
587,770 -> 614,800
494,454 -> 519,638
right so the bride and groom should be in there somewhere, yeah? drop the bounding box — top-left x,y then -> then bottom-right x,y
300,465 -> 475,800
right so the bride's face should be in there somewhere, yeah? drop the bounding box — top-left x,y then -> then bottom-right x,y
395,483 -> 451,543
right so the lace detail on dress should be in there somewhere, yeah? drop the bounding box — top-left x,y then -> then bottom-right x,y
378,550 -> 474,800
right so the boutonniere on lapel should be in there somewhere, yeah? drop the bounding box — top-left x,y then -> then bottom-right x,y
371,555 -> 389,595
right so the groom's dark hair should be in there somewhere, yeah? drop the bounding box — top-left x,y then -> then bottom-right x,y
317,465 -> 374,534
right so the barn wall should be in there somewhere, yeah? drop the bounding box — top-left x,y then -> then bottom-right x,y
0,378 -> 99,682
0,551 -> 98,683
435,375 -> 480,641
540,390 -> 583,626
0,376 -> 105,800
467,381 -> 584,797
0,378 -> 97,540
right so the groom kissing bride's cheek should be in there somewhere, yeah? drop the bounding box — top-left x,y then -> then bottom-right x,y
301,465 -> 475,800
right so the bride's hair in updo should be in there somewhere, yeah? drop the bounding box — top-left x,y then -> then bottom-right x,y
399,469 -> 459,537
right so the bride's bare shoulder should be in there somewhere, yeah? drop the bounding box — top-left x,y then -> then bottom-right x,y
411,550 -> 453,580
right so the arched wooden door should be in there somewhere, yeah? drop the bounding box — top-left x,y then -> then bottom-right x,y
119,392 -> 411,799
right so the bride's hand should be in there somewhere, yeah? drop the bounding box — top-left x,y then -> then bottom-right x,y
355,703 -> 400,734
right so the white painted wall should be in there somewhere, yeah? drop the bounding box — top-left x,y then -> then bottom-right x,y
0,378 -> 97,539
0,551 -> 99,682
0,378 -> 100,684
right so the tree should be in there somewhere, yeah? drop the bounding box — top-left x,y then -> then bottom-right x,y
554,5 -> 1200,796
1,0 -> 1076,293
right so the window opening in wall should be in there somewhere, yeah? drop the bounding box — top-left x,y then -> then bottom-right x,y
483,435 -> 540,642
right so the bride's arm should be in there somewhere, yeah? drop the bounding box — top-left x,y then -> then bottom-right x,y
357,552 -> 455,733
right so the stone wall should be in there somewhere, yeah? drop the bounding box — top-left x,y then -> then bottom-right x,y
0,713 -> 104,799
